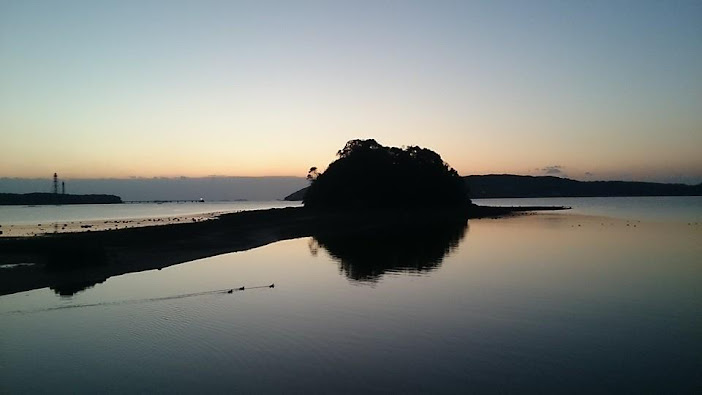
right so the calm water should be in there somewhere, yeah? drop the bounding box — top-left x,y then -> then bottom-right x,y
1,198 -> 701,393
0,201 -> 301,225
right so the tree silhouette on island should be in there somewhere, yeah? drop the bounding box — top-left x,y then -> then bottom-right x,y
303,139 -> 469,209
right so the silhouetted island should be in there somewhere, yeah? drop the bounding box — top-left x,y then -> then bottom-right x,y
0,193 -> 122,205
284,174 -> 702,200
304,139 -> 468,208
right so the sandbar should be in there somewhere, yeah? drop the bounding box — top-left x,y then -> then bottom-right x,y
0,205 -> 569,296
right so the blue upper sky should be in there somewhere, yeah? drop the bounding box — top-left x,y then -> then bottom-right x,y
1,0 -> 700,183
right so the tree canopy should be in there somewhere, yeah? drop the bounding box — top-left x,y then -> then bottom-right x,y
303,139 -> 469,209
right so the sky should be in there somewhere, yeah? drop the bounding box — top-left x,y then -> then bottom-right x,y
1,0 -> 701,184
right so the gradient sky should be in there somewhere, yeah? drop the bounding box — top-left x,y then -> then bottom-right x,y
1,0 -> 701,183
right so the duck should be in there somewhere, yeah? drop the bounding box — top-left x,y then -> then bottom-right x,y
227,289 -> 233,294
269,283 -> 275,288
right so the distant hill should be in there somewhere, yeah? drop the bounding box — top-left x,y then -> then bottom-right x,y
466,175 -> 702,198
283,175 -> 702,200
0,193 -> 122,205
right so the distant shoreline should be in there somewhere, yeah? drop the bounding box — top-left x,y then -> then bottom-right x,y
284,175 -> 702,201
0,192 -> 122,206
0,205 -> 567,296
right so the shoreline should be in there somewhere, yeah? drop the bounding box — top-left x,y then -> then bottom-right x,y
0,205 -> 568,296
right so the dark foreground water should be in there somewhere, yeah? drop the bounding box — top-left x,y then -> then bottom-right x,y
1,212 -> 701,393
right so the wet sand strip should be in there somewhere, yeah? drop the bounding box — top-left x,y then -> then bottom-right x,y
0,212 -> 230,238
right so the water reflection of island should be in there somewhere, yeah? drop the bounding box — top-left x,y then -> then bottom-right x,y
311,219 -> 468,282
50,278 -> 107,297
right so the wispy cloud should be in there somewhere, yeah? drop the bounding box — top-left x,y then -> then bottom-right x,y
541,165 -> 564,175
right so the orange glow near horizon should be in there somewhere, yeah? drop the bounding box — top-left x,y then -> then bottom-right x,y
3,136 -> 700,184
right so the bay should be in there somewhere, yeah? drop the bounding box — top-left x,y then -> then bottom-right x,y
1,197 -> 701,393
